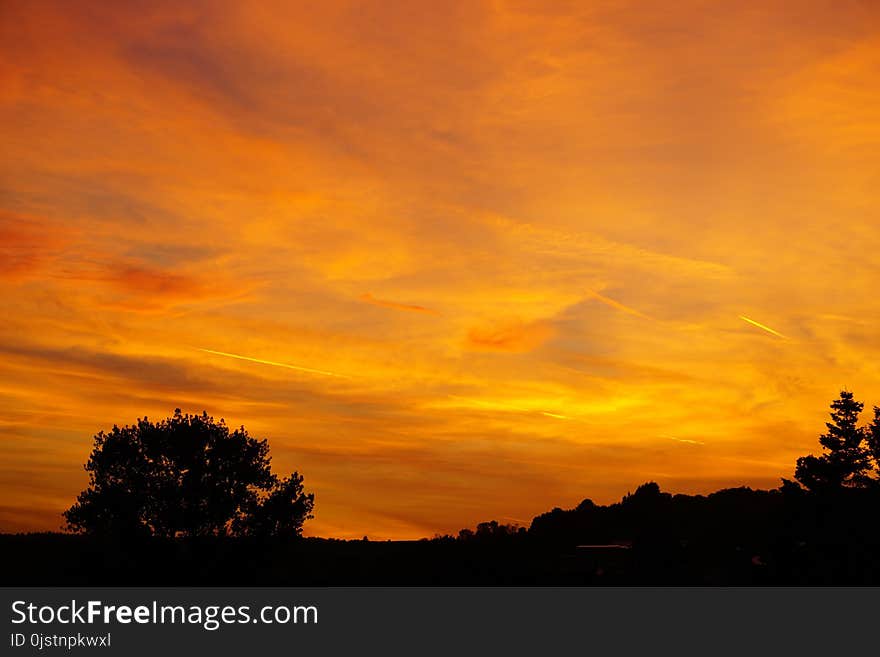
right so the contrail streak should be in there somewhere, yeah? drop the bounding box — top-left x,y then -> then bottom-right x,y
661,434 -> 705,445
586,290 -> 650,319
447,395 -> 569,419
198,348 -> 351,378
738,315 -> 787,340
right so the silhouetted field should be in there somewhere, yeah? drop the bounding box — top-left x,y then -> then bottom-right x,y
5,482 -> 880,585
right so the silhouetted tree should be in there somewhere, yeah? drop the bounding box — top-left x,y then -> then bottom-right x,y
866,406 -> 880,479
234,473 -> 314,538
475,520 -> 522,539
794,391 -> 871,491
621,482 -> 670,507
63,410 -> 314,538
454,521 -> 523,542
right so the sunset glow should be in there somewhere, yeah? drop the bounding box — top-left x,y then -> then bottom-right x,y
2,0 -> 880,539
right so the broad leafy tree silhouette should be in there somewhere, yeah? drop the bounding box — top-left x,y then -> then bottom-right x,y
794,390 -> 872,491
63,409 -> 314,538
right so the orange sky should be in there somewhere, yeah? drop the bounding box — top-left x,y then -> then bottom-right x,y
2,0 -> 880,539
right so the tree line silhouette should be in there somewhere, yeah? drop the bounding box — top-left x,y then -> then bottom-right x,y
4,390 -> 880,584
449,389 -> 880,539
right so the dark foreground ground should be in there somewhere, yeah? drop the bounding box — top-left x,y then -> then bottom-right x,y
0,533 -> 620,586
4,483 -> 880,585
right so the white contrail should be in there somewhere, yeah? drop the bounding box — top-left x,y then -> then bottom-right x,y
198,348 -> 351,379
586,290 -> 651,319
661,434 -> 705,445
738,315 -> 787,340
447,395 -> 569,420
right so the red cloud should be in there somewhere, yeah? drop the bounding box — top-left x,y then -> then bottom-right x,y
361,293 -> 439,315
0,211 -> 69,280
466,318 -> 555,353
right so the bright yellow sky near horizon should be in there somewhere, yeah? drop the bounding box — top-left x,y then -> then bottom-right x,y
2,0 -> 880,539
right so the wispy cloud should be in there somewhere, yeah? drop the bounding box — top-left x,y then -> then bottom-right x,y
360,293 -> 439,315
466,318 -> 555,352
0,211 -> 70,280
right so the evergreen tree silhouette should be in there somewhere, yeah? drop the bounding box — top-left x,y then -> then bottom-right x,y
865,405 -> 880,480
795,391 -> 871,491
